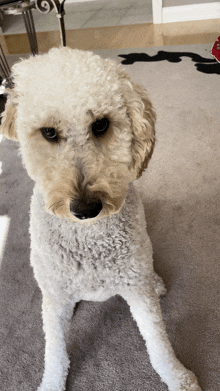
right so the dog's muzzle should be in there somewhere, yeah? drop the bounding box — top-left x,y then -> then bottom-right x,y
70,197 -> 102,220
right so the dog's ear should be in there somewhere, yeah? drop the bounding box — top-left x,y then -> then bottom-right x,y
118,68 -> 156,179
0,89 -> 18,141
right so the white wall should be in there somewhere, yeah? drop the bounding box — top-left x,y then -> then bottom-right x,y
163,0 -> 219,6
153,0 -> 220,23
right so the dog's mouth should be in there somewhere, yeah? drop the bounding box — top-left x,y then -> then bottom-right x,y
44,167 -> 132,224
69,196 -> 103,221
45,190 -> 126,224
68,191 -> 126,224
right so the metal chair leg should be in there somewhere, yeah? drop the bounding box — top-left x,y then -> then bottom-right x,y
22,8 -> 38,55
0,44 -> 13,88
57,11 -> 66,47
35,0 -> 66,47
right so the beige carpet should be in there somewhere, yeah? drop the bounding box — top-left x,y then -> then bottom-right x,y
0,43 -> 219,391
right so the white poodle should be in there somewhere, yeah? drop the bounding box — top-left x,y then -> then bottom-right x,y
1,47 -> 201,391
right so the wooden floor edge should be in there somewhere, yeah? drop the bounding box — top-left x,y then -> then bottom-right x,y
0,20 -> 219,55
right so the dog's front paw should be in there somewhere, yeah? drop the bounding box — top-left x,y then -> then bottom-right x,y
171,370 -> 201,391
37,378 -> 66,391
38,385 -> 58,391
187,385 -> 201,391
38,384 -> 63,391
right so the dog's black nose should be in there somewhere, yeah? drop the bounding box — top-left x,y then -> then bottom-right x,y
70,198 -> 102,220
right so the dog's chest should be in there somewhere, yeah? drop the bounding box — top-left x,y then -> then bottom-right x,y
53,220 -> 133,281
30,185 -> 151,294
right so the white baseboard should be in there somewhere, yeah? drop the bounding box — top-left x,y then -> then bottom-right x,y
163,2 -> 220,23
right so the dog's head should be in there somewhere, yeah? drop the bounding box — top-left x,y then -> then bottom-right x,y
1,47 -> 156,224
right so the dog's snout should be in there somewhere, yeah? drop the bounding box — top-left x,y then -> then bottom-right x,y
70,197 -> 102,220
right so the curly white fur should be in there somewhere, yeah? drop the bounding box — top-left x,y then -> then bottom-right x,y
0,47 -> 201,391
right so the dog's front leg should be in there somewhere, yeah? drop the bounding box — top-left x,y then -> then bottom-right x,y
38,294 -> 75,391
120,283 -> 201,391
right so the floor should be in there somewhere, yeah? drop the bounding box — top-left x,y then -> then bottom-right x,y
0,0 -> 219,55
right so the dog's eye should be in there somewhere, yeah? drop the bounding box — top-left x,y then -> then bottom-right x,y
40,127 -> 58,142
92,118 -> 110,137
